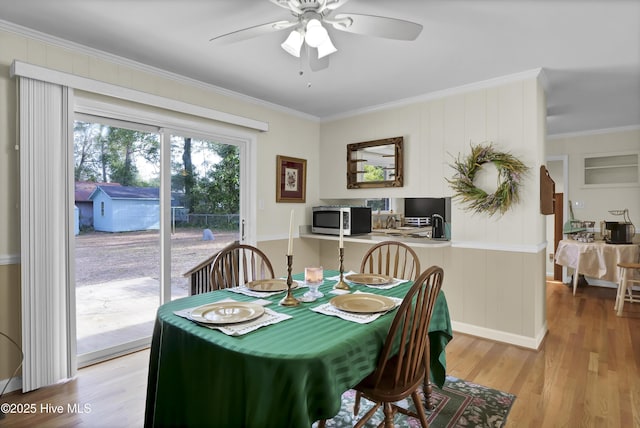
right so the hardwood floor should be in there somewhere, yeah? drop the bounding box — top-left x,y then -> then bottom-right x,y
450,281 -> 640,427
1,280 -> 639,427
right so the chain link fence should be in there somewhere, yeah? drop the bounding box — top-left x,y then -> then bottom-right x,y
182,213 -> 240,230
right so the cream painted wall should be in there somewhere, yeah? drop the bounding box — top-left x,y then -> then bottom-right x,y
0,27 -> 321,380
258,235 -> 321,279
0,264 -> 21,382
318,74 -> 549,347
320,76 -> 547,247
316,240 -> 547,346
547,128 -> 640,232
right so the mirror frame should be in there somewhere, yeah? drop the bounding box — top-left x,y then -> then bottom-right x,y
347,136 -> 404,189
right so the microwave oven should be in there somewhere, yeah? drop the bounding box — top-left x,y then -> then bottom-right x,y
312,206 -> 372,236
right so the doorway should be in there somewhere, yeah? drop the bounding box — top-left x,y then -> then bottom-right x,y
546,155 -> 569,283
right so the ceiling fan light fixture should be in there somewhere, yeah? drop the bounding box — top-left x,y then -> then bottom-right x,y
305,18 -> 329,48
281,29 -> 304,57
317,37 -> 337,59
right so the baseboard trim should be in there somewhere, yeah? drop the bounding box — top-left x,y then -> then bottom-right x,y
0,254 -> 20,266
451,320 -> 548,350
584,277 -> 616,288
0,375 -> 22,394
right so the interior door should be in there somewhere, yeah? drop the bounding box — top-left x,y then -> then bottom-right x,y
554,193 -> 564,281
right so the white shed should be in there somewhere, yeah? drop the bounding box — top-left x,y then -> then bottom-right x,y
74,205 -> 80,235
89,186 -> 161,232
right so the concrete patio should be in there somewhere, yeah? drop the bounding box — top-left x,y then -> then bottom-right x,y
75,277 -> 188,355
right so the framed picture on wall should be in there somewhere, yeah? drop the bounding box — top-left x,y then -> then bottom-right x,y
276,155 -> 306,203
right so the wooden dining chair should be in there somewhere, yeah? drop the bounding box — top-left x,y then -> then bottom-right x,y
352,265 -> 444,428
360,240 -> 421,281
615,262 -> 640,316
209,242 -> 275,290
359,240 -> 436,409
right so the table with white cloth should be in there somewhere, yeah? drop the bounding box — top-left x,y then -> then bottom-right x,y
554,239 -> 640,295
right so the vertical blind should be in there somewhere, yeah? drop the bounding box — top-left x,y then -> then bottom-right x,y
11,60 -> 262,392
18,77 -> 75,392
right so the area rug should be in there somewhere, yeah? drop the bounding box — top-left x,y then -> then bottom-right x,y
319,376 -> 516,427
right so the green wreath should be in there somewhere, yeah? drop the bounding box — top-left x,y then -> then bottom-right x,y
447,143 -> 528,216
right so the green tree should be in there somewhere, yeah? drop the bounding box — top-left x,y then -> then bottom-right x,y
182,137 -> 195,210
74,121 -> 99,181
364,164 -> 385,182
171,136 -> 201,212
106,128 -> 159,186
191,143 -> 239,214
74,121 -> 159,186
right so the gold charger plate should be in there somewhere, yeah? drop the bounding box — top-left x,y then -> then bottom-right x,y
344,273 -> 392,285
329,293 -> 396,314
246,279 -> 290,292
190,302 -> 265,325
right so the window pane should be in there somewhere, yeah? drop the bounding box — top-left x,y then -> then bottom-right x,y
74,120 -> 160,357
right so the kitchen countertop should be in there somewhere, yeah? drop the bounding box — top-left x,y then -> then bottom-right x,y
300,227 -> 451,248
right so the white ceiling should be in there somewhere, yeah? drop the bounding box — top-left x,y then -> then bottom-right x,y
1,0 -> 638,136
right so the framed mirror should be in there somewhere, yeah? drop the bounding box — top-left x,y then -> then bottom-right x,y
347,136 -> 403,188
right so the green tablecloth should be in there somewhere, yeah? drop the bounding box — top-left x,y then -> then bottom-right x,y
144,271 -> 452,428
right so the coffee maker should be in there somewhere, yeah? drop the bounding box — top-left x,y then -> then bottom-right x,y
604,209 -> 635,244
431,214 -> 445,239
609,223 -> 635,244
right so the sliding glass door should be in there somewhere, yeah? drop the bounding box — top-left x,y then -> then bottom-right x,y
74,117 -> 162,363
168,133 -> 241,299
73,115 -> 243,366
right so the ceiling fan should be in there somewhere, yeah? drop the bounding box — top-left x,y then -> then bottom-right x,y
210,0 -> 423,71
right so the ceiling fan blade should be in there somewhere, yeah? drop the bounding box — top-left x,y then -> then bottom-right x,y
331,13 -> 423,40
268,0 -> 294,10
210,20 -> 296,44
325,0 -> 350,10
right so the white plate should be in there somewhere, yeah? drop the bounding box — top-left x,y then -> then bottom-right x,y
189,302 -> 265,325
329,293 -> 396,313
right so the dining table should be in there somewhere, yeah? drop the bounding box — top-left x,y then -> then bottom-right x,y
555,239 -> 640,295
144,270 -> 452,428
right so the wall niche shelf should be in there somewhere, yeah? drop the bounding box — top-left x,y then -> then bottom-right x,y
583,152 -> 639,187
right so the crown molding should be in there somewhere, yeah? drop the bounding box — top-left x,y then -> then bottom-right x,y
321,68 -> 544,122
0,19 -> 319,123
547,124 -> 640,140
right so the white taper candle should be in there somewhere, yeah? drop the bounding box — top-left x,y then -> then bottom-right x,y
339,210 -> 344,249
288,209 -> 294,255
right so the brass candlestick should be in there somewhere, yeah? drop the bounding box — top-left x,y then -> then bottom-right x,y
333,247 -> 350,290
280,254 -> 300,306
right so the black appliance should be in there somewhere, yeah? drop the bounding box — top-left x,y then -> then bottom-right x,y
431,214 -> 445,239
608,223 -> 635,244
404,197 -> 451,229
